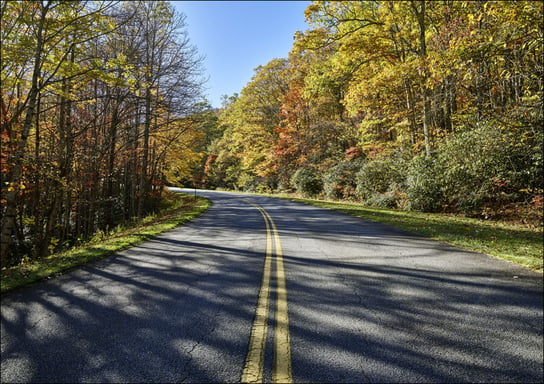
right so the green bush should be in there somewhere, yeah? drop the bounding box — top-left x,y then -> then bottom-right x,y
436,124 -> 542,214
405,123 -> 543,215
355,153 -> 408,201
323,160 -> 362,200
406,154 -> 445,212
364,192 -> 399,209
291,167 -> 323,197
243,176 -> 275,193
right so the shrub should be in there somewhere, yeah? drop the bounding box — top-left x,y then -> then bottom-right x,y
243,176 -> 275,194
355,152 -> 408,201
364,192 -> 399,209
436,124 -> 541,214
404,123 -> 543,215
323,160 -> 362,200
291,167 -> 323,197
406,154 -> 445,212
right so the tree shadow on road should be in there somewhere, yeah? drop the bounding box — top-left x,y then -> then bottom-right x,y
1,194 -> 542,383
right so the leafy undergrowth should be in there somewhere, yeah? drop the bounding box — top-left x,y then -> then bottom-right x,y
271,194 -> 543,272
1,192 -> 210,294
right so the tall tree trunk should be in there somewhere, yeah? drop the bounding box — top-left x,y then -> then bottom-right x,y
126,100 -> 140,220
138,86 -> 152,218
404,80 -> 418,146
104,93 -> 119,228
412,0 -> 432,157
421,87 -> 432,157
39,66 -> 74,258
1,3 -> 49,266
138,15 -> 156,218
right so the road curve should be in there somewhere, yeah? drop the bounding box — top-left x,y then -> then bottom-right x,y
1,189 -> 542,383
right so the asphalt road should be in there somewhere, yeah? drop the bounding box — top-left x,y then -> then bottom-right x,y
1,189 -> 543,383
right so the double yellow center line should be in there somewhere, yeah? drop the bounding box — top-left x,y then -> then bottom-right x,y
241,200 -> 292,383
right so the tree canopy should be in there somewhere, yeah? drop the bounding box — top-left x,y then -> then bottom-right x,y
1,0 -> 206,267
203,0 -> 542,220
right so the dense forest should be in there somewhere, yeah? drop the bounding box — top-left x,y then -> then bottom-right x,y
1,1 -> 542,269
1,1 -> 207,268
200,1 -> 542,218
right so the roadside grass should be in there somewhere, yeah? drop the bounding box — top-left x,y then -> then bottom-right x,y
1,192 -> 210,294
272,194 -> 543,272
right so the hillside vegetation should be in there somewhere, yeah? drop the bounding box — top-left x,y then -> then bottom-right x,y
2,1 -> 542,273
194,1 -> 542,229
1,1 -> 206,269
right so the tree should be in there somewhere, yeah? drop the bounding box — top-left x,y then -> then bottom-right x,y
203,0 -> 542,219
0,0 -> 205,268
1,0 -> 116,265
206,59 -> 290,190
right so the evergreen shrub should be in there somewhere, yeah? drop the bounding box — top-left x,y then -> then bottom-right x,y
291,167 -> 323,197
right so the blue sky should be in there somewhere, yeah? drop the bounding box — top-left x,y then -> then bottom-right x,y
170,1 -> 311,108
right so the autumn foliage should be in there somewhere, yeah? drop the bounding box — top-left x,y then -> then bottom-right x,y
204,0 -> 542,224
0,1 -> 205,268
2,1 -> 542,269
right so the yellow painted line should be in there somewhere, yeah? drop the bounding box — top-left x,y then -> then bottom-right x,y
241,204 -> 273,383
267,209 -> 292,384
241,200 -> 292,384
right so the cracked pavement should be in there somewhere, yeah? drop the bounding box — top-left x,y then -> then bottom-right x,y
1,190 -> 543,383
